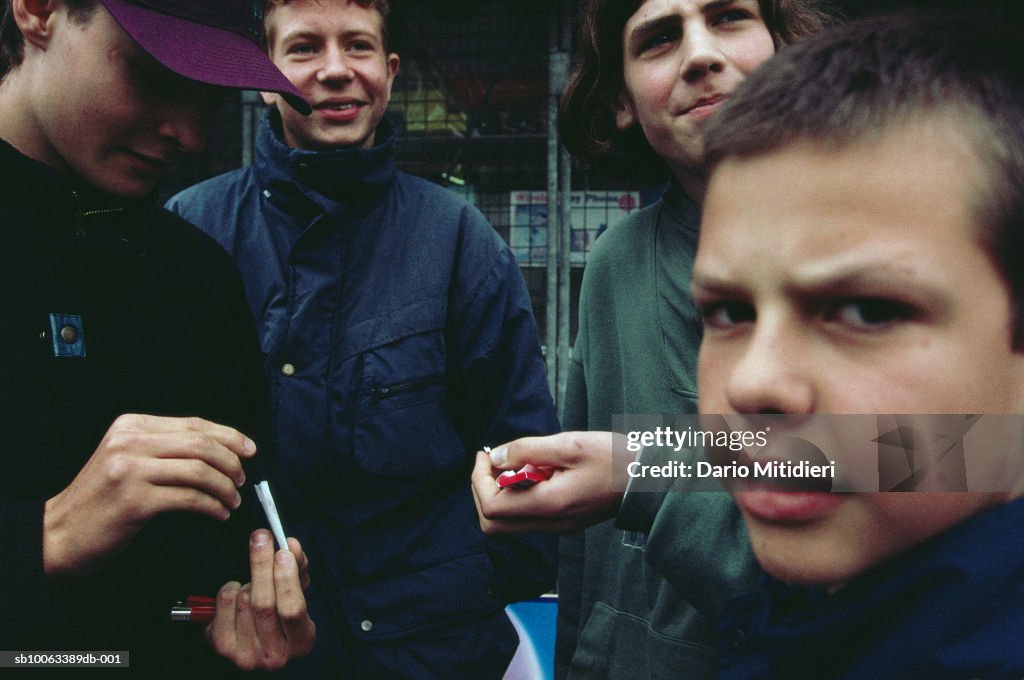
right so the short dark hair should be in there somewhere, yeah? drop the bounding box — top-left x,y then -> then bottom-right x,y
264,0 -> 391,53
704,12 -> 1024,347
1,0 -> 98,79
559,0 -> 837,184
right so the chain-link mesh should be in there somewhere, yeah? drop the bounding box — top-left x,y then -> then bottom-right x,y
158,0 -> 1022,351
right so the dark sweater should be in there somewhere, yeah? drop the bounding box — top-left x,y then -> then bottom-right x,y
0,138 -> 267,678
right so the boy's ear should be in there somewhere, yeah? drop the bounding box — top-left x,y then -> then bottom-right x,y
260,91 -> 277,107
387,52 -> 400,82
12,0 -> 59,51
613,91 -> 636,131
382,52 -> 400,100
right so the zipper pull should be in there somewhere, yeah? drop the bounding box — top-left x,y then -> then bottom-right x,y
70,190 -> 86,237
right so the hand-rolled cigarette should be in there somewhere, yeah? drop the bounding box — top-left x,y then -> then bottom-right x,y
254,480 -> 289,551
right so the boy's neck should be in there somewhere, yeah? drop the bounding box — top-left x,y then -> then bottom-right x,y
0,67 -> 69,179
671,165 -> 709,207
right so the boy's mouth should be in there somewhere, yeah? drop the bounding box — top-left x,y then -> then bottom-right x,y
682,93 -> 728,117
734,487 -> 844,524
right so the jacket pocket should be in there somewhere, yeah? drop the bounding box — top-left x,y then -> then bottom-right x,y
351,327 -> 466,478
567,601 -> 715,680
363,374 -> 445,410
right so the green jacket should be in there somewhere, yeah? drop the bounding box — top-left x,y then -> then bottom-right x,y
557,185 -> 758,679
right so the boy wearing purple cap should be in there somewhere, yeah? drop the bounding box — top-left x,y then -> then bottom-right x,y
0,0 -> 314,675
168,1 -> 559,677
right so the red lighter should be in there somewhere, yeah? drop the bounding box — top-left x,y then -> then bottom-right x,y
170,595 -> 216,623
496,464 -> 552,489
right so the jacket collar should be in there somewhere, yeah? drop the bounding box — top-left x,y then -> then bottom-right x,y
719,496 -> 1024,676
0,137 -> 154,252
254,109 -> 395,208
661,181 -> 701,236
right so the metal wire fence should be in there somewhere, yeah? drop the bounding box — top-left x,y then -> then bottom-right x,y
158,0 -> 1024,404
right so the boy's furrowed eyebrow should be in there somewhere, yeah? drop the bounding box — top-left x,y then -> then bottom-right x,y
780,262 -> 946,299
693,262 -> 953,313
702,0 -> 754,15
627,0 -> 756,47
627,14 -> 679,49
690,271 -> 746,299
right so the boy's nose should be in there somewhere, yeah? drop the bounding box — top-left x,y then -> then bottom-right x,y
318,46 -> 355,83
680,26 -> 726,83
724,322 -> 815,415
156,113 -> 208,154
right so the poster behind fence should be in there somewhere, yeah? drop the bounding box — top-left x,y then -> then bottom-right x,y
510,190 -> 641,265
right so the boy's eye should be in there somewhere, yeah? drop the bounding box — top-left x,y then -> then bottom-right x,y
349,40 -> 375,52
700,301 -> 756,329
639,27 -> 680,53
124,49 -> 199,97
713,9 -> 755,26
825,298 -> 914,330
287,43 -> 317,55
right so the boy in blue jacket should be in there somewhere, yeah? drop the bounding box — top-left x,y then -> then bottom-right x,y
168,1 -> 559,677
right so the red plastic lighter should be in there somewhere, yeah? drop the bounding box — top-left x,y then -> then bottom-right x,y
496,464 -> 552,489
170,595 -> 216,623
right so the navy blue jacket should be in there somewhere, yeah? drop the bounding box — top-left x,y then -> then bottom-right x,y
719,497 -> 1024,679
168,112 -> 559,678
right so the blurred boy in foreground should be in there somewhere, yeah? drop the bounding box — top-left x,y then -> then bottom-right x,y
696,12 -> 1024,676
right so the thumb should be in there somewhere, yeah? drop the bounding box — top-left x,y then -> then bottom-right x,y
488,431 -> 616,470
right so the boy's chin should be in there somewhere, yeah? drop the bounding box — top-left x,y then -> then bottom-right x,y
93,174 -> 158,199
755,550 -> 853,591
745,523 -> 875,591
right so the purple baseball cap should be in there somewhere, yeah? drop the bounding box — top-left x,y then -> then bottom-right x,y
100,0 -> 310,114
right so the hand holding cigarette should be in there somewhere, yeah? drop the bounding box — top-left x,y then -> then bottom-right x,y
254,480 -> 289,550
205,529 -> 316,671
171,487 -> 315,669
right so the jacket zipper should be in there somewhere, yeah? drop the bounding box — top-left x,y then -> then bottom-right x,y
70,190 -> 126,236
70,190 -> 86,236
368,375 -> 444,399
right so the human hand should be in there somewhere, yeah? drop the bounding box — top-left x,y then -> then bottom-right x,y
207,530 -> 316,671
471,431 -> 625,534
43,414 -> 254,577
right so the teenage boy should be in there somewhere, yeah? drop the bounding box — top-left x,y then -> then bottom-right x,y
167,1 -> 558,677
471,1 -> 831,678
0,0 -> 315,676
694,12 -> 1024,676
